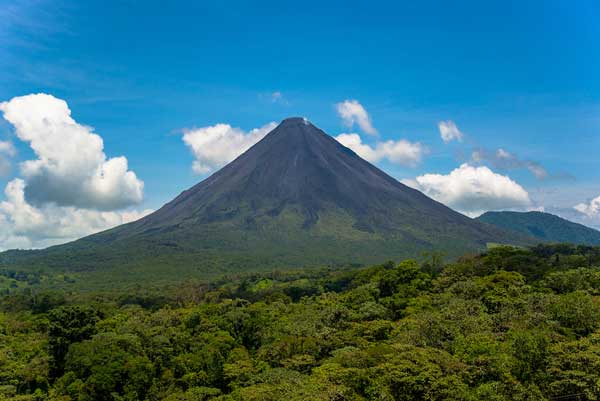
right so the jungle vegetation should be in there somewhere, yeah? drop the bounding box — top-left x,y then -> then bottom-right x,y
2,244 -> 600,401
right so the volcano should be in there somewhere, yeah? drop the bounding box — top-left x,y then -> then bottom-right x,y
1,118 -> 530,276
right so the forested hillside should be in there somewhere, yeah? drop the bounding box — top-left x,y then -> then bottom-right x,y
2,244 -> 600,400
478,211 -> 600,245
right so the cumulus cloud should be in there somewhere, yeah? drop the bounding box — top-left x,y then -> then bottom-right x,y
335,133 -> 428,167
0,93 -> 144,210
0,140 -> 15,176
336,100 -> 377,136
438,120 -> 464,143
404,163 -> 531,217
472,147 -> 548,180
0,141 -> 15,155
574,196 -> 600,219
182,122 -> 277,174
0,178 -> 152,250
0,93 -> 150,250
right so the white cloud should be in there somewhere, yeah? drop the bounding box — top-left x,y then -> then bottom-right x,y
336,100 -> 377,136
494,148 -> 548,179
259,91 -> 288,105
0,141 -> 15,156
335,133 -> 380,163
405,163 -> 531,217
526,163 -> 548,180
471,147 -> 549,180
182,122 -> 277,174
0,178 -> 152,250
0,93 -> 144,210
495,148 -> 511,159
0,93 -> 150,250
335,133 -> 428,167
438,120 -> 464,143
0,140 -> 15,176
271,91 -> 283,102
574,196 -> 600,219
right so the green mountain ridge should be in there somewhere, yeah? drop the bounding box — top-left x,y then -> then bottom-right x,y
478,210 -> 600,245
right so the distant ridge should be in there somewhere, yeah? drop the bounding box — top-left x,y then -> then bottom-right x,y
478,211 -> 600,245
1,118 -> 532,278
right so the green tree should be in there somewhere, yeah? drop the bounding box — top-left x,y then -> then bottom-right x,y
47,305 -> 101,378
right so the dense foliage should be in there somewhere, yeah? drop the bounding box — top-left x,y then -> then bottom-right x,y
2,244 -> 600,400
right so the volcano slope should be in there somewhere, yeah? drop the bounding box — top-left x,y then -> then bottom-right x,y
0,118 -> 532,284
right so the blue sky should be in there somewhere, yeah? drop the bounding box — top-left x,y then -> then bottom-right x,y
0,0 -> 599,248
